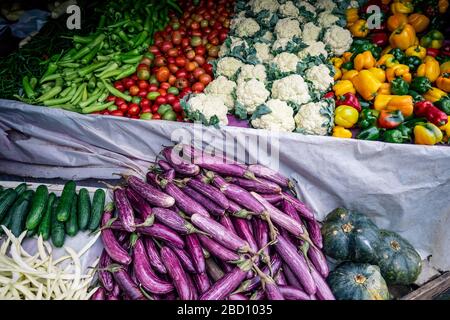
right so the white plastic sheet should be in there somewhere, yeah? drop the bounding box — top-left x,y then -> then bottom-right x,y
1,99 -> 450,272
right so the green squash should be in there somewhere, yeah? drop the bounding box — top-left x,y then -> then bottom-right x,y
321,208 -> 380,263
375,230 -> 422,285
327,262 -> 390,300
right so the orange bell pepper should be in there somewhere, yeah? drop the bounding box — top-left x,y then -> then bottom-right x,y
342,52 -> 353,63
378,83 -> 392,95
391,1 -> 414,14
386,64 -> 412,83
417,56 -> 441,83
387,13 -> 408,32
374,94 -> 414,117
439,0 -> 449,13
349,19 -> 369,38
346,8 -> 359,26
354,51 -> 376,71
407,13 -> 430,33
342,70 -> 359,81
352,70 -> 382,101
436,73 -> 450,93
389,24 -> 417,50
333,80 -> 356,97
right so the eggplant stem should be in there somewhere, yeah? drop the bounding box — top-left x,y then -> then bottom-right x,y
261,212 -> 279,241
99,180 -> 120,190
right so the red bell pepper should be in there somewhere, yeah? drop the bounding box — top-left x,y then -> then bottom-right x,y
336,92 -> 362,112
427,48 -> 440,58
371,32 -> 389,47
378,110 -> 404,129
415,100 -> 448,126
324,91 -> 335,99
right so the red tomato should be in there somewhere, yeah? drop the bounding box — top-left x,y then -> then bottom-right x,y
151,105 -> 159,113
185,49 -> 196,60
193,67 -> 206,79
192,82 -> 205,93
118,104 -> 128,113
168,63 -> 179,74
191,22 -> 200,30
106,95 -> 116,103
110,110 -> 124,117
149,46 -> 160,55
138,80 -> 149,90
160,41 -> 173,53
167,57 -> 176,64
175,78 -> 189,89
115,98 -> 125,106
194,55 -> 206,66
180,87 -> 193,98
186,61 -> 198,72
167,48 -> 179,58
181,38 -> 190,48
156,67 -> 170,82
154,56 -> 167,67
137,64 -> 149,71
199,73 -> 212,85
114,83 -> 125,92
137,69 -> 150,81
122,78 -> 135,89
148,84 -> 159,92
155,95 -> 167,105
138,90 -> 148,98
172,31 -> 182,45
175,56 -> 187,67
160,82 -> 171,90
129,85 -> 140,96
203,63 -> 213,75
168,75 -> 177,86
175,69 -> 188,79
140,98 -> 151,109
209,37 -> 219,46
152,113 -> 162,120
131,75 -> 138,81
166,93 -> 177,105
172,100 -> 182,113
128,104 -> 141,116
195,45 -> 206,56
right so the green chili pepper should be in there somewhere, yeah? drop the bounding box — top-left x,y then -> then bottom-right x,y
81,43 -> 103,65
43,87 -> 77,106
37,86 -> 63,103
78,61 -> 107,78
41,63 -> 58,80
115,65 -> 138,81
79,90 -> 105,109
357,126 -> 381,141
22,76 -> 35,99
391,78 -> 410,95
101,79 -> 132,102
40,73 -> 61,84
122,55 -> 143,64
358,109 -> 380,130
410,76 -> 432,94
82,101 -> 115,114
29,77 -> 38,90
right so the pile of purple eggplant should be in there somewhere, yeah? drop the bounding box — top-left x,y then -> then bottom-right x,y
92,144 -> 334,300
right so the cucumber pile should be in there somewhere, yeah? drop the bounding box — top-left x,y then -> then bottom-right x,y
0,181 -> 106,247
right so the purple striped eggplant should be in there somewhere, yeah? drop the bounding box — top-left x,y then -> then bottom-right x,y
200,259 -> 253,300
162,146 -> 200,176
227,200 -> 252,219
250,290 -> 265,300
282,192 -> 315,221
253,219 -> 270,263
137,223 -> 185,249
264,279 -> 285,300
132,238 -> 174,294
307,219 -> 323,249
247,164 -> 292,189
172,247 -> 196,273
309,265 -> 335,300
161,246 -> 196,300
125,188 -> 153,222
99,250 -> 115,292
232,218 -> 258,254
261,193 -> 283,205
191,214 -> 251,253
91,287 -> 106,300
144,238 -> 167,274
127,175 -> 175,208
236,254 -> 282,293
182,186 -> 225,216
185,272 -> 199,300
283,264 -> 303,289
145,172 -> 160,188
198,234 -> 240,262
229,293 -> 249,300
193,272 -> 211,294
281,199 -> 301,224
205,258 -> 225,282
101,210 -> 132,265
307,244 -> 329,278
162,169 -> 176,181
219,215 -> 238,235
158,160 -> 173,172
279,286 -> 311,300
112,266 -> 146,300
275,235 -> 316,295
226,176 -> 282,194
153,207 -> 199,234
186,234 -> 206,274
164,182 -> 210,217
274,270 -> 288,286
114,188 -> 136,232
186,178 -> 230,209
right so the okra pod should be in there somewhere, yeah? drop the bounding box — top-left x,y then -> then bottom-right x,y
22,76 -> 35,99
82,101 -> 114,114
102,79 -> 132,102
37,86 -> 62,102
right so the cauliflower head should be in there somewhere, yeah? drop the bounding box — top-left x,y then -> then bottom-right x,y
216,57 -> 244,79
254,42 -> 274,64
294,100 -> 334,136
271,38 -> 292,52
298,41 -> 328,60
317,0 -> 337,11
262,31 -> 274,42
251,99 -> 296,132
302,22 -> 322,43
187,94 -> 229,126
318,11 -> 339,28
278,1 -> 299,18
273,52 -> 299,73
204,76 -> 237,110
251,0 -> 280,13
323,25 -> 353,56
235,18 -> 261,38
236,79 -> 270,114
271,74 -> 311,105
305,64 -> 334,92
274,18 -> 302,40
298,1 -> 316,15
237,64 -> 267,84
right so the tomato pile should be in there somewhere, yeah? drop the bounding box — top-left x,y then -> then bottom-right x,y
102,0 -> 234,120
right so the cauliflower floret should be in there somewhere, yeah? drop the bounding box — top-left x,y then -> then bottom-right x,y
271,74 -> 311,105
237,64 -> 267,84
294,101 -> 333,136
305,64 -> 334,92
251,0 -> 280,13
218,42 -> 229,57
278,1 -> 299,18
273,52 -> 299,73
271,38 -> 291,52
254,42 -> 274,63
230,11 -> 247,30
302,22 -> 322,43
236,79 -> 270,114
188,94 -> 229,125
251,99 -> 296,132
323,25 -> 353,56
348,0 -> 359,8
216,57 -> 244,79
235,18 -> 261,38
274,18 -> 302,40
317,0 -> 337,12
298,41 -> 328,60
204,76 -> 237,110
262,31 -> 274,42
298,1 -> 316,15
230,36 -> 250,52
318,11 -> 339,28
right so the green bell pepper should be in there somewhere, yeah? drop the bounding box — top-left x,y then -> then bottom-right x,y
350,39 -> 382,60
408,90 -> 424,103
435,97 -> 450,115
342,61 -> 354,71
358,108 -> 380,130
401,56 -> 422,72
391,78 -> 410,95
410,76 -> 432,94
357,126 -> 381,141
390,48 -> 406,62
383,124 -> 412,144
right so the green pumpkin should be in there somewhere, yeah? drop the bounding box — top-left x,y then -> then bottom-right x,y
375,230 -> 422,285
327,262 -> 390,300
321,208 -> 380,263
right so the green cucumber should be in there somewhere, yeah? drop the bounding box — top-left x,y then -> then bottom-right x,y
56,181 -> 76,222
9,190 -> 34,237
26,185 -> 49,230
88,189 -> 106,231
66,194 -> 79,237
38,193 -> 56,241
77,188 -> 91,230
15,183 -> 28,195
0,189 -> 19,222
51,198 -> 65,248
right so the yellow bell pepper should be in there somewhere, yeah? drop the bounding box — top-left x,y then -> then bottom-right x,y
386,64 -> 412,83
333,80 -> 356,97
374,94 -> 414,117
417,56 -> 441,83
368,67 -> 386,83
378,83 -> 392,95
331,57 -> 344,68
387,13 -> 408,32
376,54 -> 399,69
405,45 -> 426,60
441,61 -> 450,74
333,126 -> 353,138
423,87 -> 448,102
349,19 -> 369,38
407,13 -> 430,33
440,121 -> 450,137
436,73 -> 450,93
334,105 -> 359,129
391,1 -> 414,14
342,70 -> 359,81
439,0 -> 449,13
354,51 -> 376,71
346,8 -> 359,26
352,70 -> 382,101
334,66 -> 343,81
342,52 -> 353,63
389,24 -> 417,50
414,123 -> 443,145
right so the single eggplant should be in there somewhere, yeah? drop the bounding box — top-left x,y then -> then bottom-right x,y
158,159 -> 173,172
153,207 -> 199,234
144,238 -> 167,274
127,175 -> 175,208
307,244 -> 329,278
226,176 -> 282,194
112,266 -> 146,300
186,178 -> 230,209
309,265 -> 335,300
232,217 -> 258,254
247,164 -> 292,189
253,218 -> 270,263
264,279 -> 285,300
283,264 -> 302,289
306,219 -> 323,249
281,199 -> 301,224
198,234 -> 240,262
114,188 -> 136,232
137,222 -> 185,249
101,209 -> 132,265
161,246 -> 196,300
236,254 -> 282,293
186,234 -> 206,274
125,188 -> 153,222
219,215 -> 238,235
282,192 -> 315,221
162,146 -> 200,176
279,286 -> 311,300
193,272 -> 211,294
261,193 -> 283,205
200,259 -> 253,300
229,293 -> 249,300
132,238 -> 174,294
172,247 -> 197,273
191,214 -> 251,253
205,258 -> 225,282
182,186 -> 225,216
99,250 -> 115,292
91,287 -> 106,300
163,182 -> 210,217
